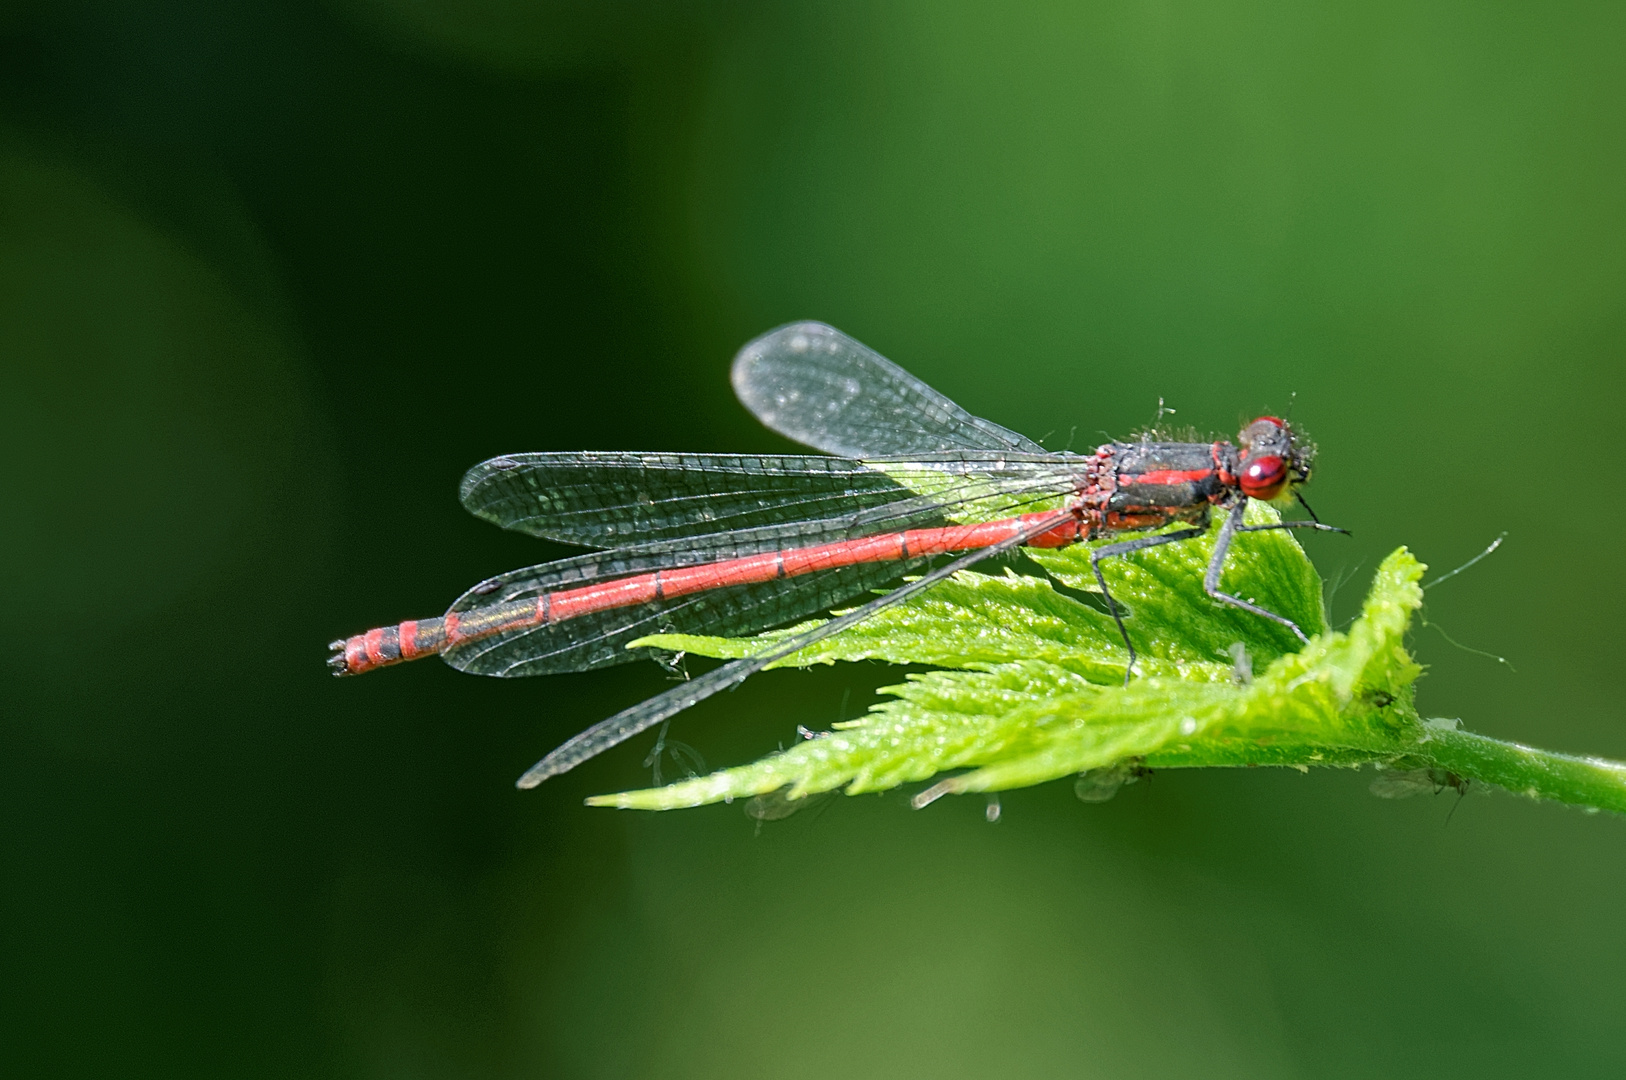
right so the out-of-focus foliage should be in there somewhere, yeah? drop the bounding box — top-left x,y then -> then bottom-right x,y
332,0 -> 693,71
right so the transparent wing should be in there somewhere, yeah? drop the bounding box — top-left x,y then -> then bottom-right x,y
731,322 -> 1047,457
442,477 -> 1075,677
445,546 -> 933,677
459,452 -> 916,547
459,449 -> 1077,548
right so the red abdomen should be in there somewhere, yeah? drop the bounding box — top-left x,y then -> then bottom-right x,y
329,511 -> 1091,676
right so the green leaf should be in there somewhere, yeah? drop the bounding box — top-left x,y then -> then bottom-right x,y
586,507 -> 1626,816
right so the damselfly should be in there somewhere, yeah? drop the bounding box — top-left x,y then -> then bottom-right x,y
330,323 -> 1343,787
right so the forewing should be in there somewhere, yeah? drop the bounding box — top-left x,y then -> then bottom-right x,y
731,322 -> 1047,457
460,452 -> 913,547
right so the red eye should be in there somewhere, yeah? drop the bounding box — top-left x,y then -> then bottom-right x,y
1241,455 -> 1287,500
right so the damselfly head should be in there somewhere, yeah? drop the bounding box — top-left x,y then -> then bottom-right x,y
1237,416 -> 1314,501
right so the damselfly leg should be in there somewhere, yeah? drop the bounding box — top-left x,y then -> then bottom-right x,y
1091,501 -> 1351,681
1089,526 -> 1209,683
1205,501 -> 1350,647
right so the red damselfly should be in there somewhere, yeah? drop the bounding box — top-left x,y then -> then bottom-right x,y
329,323 -> 1343,788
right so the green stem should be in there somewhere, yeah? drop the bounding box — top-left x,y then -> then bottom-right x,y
1408,726 -> 1626,814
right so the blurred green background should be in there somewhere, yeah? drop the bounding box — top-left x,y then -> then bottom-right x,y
3,1 -> 1624,1076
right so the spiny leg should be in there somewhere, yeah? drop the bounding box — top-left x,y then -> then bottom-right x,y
1237,520 -> 1350,537
1090,526 -> 1209,684
1204,501 -> 1315,642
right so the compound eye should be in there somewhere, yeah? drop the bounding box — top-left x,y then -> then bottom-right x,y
1241,455 -> 1288,500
